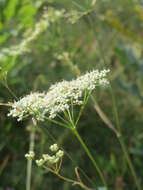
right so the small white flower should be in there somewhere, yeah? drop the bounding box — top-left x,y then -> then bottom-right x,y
56,150 -> 64,158
25,151 -> 35,160
42,154 -> 51,161
42,154 -> 59,164
36,159 -> 45,167
49,144 -> 59,152
48,155 -> 59,164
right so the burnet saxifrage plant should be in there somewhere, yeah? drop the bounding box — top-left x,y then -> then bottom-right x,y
8,69 -> 110,188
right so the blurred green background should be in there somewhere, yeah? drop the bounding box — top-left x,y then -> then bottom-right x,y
0,0 -> 143,189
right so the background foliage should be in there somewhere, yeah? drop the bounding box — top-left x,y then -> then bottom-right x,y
0,0 -> 143,189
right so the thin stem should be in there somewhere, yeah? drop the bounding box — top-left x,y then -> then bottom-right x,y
110,85 -> 141,190
75,90 -> 89,126
1,80 -> 18,100
77,167 -> 96,187
43,166 -> 92,190
45,116 -> 69,129
0,56 -> 18,100
64,110 -> 69,121
74,167 -> 93,190
110,86 -> 121,133
0,102 -> 12,107
26,129 -> 35,190
57,158 -> 63,173
55,172 -> 92,190
67,108 -> 74,125
71,98 -> 74,122
91,95 -> 120,137
72,127 -> 107,188
119,137 -> 141,190
63,109 -> 75,127
43,126 -> 95,187
54,171 -> 75,183
57,114 -> 69,125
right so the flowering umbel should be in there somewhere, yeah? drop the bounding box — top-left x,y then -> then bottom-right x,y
35,144 -> 64,167
8,69 -> 110,122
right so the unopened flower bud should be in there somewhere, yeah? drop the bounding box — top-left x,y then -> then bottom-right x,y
56,150 -> 64,158
36,159 -> 45,167
50,144 -> 58,152
25,151 -> 35,160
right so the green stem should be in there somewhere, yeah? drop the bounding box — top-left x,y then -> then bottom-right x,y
72,127 -> 107,188
26,129 -> 35,190
119,137 -> 141,190
110,85 -> 141,190
75,90 -> 90,126
43,166 -> 92,190
45,116 -> 69,129
2,82 -> 18,100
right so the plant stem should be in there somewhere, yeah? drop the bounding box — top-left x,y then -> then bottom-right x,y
26,128 -> 35,190
2,82 -> 18,100
72,127 -> 107,188
110,85 -> 141,190
43,166 -> 92,190
0,103 -> 11,107
91,95 -> 120,138
45,116 -> 69,128
119,137 -> 141,190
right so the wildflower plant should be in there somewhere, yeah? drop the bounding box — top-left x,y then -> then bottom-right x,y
8,69 -> 110,188
1,1 -> 142,189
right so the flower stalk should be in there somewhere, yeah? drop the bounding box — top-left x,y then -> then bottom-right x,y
110,85 -> 141,190
71,127 -> 107,188
26,126 -> 35,190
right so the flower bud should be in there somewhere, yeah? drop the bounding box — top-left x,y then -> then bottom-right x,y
50,144 -> 58,152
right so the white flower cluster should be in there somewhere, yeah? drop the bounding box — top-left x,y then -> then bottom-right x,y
8,93 -> 46,121
25,151 -> 35,160
36,144 -> 64,167
0,8 -> 65,60
8,69 -> 110,121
